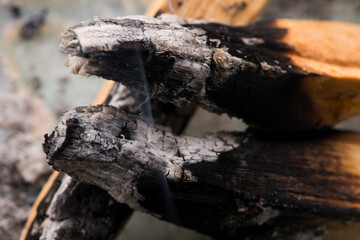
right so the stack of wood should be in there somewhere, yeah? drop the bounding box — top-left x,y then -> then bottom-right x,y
21,0 -> 360,239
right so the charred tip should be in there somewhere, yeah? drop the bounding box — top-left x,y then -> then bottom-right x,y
43,127 -> 67,166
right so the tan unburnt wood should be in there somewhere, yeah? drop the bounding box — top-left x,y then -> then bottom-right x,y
146,0 -> 268,25
273,19 -> 360,127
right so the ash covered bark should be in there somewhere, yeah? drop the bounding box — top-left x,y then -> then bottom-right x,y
59,14 -> 319,130
44,105 -> 360,239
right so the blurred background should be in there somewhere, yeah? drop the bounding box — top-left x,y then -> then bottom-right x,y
0,0 -> 359,239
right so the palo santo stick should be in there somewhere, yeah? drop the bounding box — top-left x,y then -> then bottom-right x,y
44,105 -> 360,239
60,15 -> 360,130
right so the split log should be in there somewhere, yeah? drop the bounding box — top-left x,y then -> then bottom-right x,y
44,105 -> 360,239
60,15 -> 360,130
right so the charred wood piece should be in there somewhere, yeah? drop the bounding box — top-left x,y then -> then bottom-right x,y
60,15 -> 360,130
44,105 -> 360,239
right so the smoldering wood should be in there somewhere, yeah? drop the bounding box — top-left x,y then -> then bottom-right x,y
28,3 -> 271,238
44,105 -> 360,239
60,14 -> 360,130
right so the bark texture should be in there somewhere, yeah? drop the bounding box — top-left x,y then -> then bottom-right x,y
44,105 -> 360,239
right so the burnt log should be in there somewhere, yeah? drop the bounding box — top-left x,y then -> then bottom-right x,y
44,105 -> 360,239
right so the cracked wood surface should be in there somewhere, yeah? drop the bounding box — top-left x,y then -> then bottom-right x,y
60,14 -> 360,130
44,105 -> 360,239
